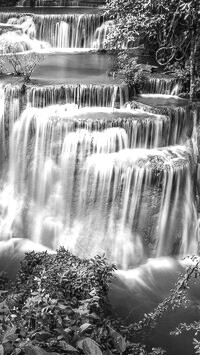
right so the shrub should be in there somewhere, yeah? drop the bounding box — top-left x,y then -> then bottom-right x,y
0,248 -> 165,355
0,31 -> 47,81
114,51 -> 152,94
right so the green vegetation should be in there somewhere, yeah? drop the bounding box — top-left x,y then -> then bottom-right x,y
104,0 -> 200,99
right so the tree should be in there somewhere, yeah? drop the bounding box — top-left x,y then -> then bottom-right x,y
104,0 -> 200,99
0,31 -> 46,82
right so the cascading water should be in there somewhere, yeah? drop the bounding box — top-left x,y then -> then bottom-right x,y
0,6 -> 200,354
0,13 -> 107,49
0,86 -> 194,157
0,84 -> 5,161
27,84 -> 129,108
144,77 -> 183,96
36,14 -> 102,48
93,20 -> 114,49
0,99 -> 197,271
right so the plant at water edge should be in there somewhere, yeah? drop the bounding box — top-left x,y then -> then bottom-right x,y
112,51 -> 152,95
131,255 -> 200,354
104,0 -> 200,100
0,51 -> 44,83
0,248 -> 165,355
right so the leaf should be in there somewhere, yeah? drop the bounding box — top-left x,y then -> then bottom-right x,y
0,345 -> 4,355
3,333 -> 18,344
3,326 -> 17,343
73,304 -> 89,316
80,323 -> 92,333
20,328 -> 27,338
34,331 -> 53,341
81,337 -> 103,355
88,313 -> 100,320
57,303 -> 68,310
57,341 -> 78,353
89,289 -> 97,296
56,327 -> 71,342
0,301 -> 8,312
108,327 -> 126,353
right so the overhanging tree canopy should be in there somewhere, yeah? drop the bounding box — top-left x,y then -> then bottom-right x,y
104,0 -> 200,98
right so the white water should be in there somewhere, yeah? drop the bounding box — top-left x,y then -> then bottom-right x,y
0,8 -> 199,355
0,76 -> 199,355
0,13 -> 108,49
26,84 -> 129,108
0,90 -> 197,269
144,78 -> 183,96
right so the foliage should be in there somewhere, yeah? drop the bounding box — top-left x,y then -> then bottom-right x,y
0,248 -> 164,355
114,52 -> 152,93
130,255 -> 200,354
104,0 -> 200,63
0,31 -> 47,81
104,0 -> 200,98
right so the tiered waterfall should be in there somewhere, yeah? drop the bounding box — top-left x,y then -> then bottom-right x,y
0,8 -> 199,271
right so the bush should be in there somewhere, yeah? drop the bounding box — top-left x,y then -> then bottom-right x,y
0,31 -> 47,81
0,248 -> 165,355
112,51 -> 152,94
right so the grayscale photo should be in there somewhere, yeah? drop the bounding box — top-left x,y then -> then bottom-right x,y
0,1 -> 199,354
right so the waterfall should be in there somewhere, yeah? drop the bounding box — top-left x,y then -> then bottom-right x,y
27,84 -> 129,108
0,7 -> 199,282
35,14 -> 102,48
0,85 -> 194,164
0,84 -> 5,161
0,13 -> 106,49
7,106 -> 197,267
0,84 -> 193,150
0,85 -> 22,161
0,100 -> 196,269
93,20 -> 113,49
144,77 -> 182,95
79,146 -> 197,267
